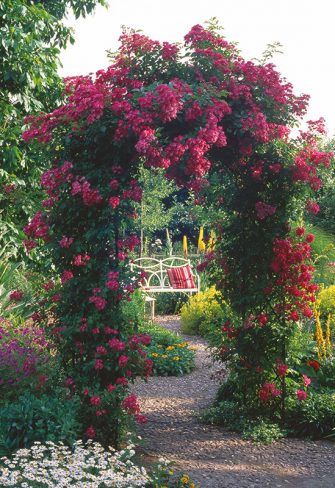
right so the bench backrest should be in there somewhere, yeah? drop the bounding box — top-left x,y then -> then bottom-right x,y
130,257 -> 200,291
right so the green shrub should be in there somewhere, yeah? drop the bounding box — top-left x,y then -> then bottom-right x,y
201,401 -> 287,443
313,359 -> 335,388
318,285 -> 335,317
308,226 -> 335,286
121,289 -> 145,329
242,420 -> 287,444
139,321 -> 182,345
155,292 -> 188,315
139,322 -> 195,376
180,287 -> 226,335
200,400 -> 247,430
0,391 -> 81,456
286,391 -> 335,439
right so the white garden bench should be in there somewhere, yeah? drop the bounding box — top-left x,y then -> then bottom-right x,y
130,257 -> 200,319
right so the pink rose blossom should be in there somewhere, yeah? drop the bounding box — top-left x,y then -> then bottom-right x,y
90,395 -> 101,406
59,236 -> 74,248
303,374 -> 311,387
296,389 -> 307,401
118,355 -> 129,367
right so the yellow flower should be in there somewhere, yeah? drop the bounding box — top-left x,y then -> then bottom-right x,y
181,474 -> 190,483
198,225 -> 206,252
172,356 -> 180,361
183,235 -> 188,257
162,354 -> 168,359
157,344 -> 163,348
166,346 -> 174,351
190,483 -> 195,488
315,310 -> 326,359
326,314 -> 332,353
151,352 -> 159,357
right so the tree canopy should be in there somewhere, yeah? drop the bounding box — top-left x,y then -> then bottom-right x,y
0,0 -> 106,257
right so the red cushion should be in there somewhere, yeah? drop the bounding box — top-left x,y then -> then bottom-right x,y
167,265 -> 196,289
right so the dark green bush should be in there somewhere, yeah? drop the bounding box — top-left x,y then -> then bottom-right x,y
121,289 -> 145,329
201,400 -> 286,443
0,391 -> 81,456
200,400 -> 247,430
155,292 -> 188,315
286,391 -> 335,439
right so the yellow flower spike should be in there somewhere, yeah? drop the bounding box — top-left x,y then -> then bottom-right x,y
315,310 -> 326,360
326,314 -> 332,354
198,226 -> 206,252
183,235 -> 188,257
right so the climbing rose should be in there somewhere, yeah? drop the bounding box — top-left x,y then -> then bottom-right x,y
59,236 -> 74,248
306,200 -> 320,214
290,311 -> 299,321
303,374 -> 311,387
255,201 -> 276,220
94,359 -> 104,370
85,426 -> 96,438
90,396 -> 101,406
122,394 -> 140,414
9,290 -> 24,301
109,196 -> 120,208
61,270 -> 74,284
296,389 -> 307,401
73,254 -> 91,266
89,295 -> 107,311
24,239 -> 38,252
277,362 -> 289,377
118,355 -> 129,367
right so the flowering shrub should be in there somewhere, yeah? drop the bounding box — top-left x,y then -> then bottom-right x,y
318,285 -> 335,316
180,287 -> 225,335
0,318 -> 51,403
0,440 -> 195,487
22,20 -> 334,438
285,391 -> 335,438
147,341 -> 195,376
139,321 -> 195,376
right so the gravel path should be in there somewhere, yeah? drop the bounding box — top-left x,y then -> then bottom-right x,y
133,316 -> 335,488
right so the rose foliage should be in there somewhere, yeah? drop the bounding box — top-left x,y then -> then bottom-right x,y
23,21 -> 334,441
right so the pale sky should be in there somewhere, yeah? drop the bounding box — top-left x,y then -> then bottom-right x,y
60,0 -> 335,135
